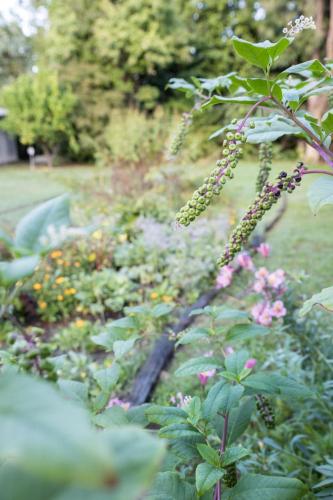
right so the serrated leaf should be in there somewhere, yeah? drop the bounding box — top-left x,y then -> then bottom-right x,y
224,350 -> 249,376
145,406 -> 187,426
221,446 -> 249,467
299,286 -> 333,316
243,373 -> 313,399
197,444 -> 220,467
203,382 -> 244,418
175,357 -> 223,377
226,324 -> 269,342
308,176 -> 333,215
159,423 -> 202,440
176,327 -> 211,346
221,473 -> 307,499
196,463 -> 223,495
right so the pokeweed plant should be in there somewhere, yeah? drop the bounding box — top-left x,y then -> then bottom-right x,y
169,15 -> 333,273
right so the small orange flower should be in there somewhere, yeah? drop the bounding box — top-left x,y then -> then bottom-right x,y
50,250 -> 62,259
33,283 -> 42,291
65,287 -> 76,295
74,261 -> 81,267
55,277 -> 65,285
150,292 -> 158,300
75,319 -> 86,328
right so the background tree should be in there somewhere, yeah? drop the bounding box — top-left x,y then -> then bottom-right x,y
0,70 -> 77,166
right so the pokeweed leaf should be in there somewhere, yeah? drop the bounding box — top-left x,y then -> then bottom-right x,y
232,37 -> 290,71
196,463 -> 223,495
308,176 -> 333,215
221,473 -> 307,499
0,255 -> 39,284
300,286 -> 333,316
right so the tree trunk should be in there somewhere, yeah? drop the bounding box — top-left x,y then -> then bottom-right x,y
304,0 -> 329,164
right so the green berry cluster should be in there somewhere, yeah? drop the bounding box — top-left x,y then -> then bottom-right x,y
256,142 -> 272,193
223,463 -> 238,488
217,165 -> 304,267
6,330 -> 57,381
176,129 -> 246,226
169,112 -> 192,157
256,394 -> 276,429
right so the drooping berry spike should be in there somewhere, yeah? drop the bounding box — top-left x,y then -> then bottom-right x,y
176,130 -> 247,226
169,112 -> 193,157
256,142 -> 273,193
223,463 -> 238,488
255,394 -> 276,429
218,165 -> 304,267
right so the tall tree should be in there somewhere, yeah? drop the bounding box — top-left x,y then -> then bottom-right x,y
0,15 -> 32,86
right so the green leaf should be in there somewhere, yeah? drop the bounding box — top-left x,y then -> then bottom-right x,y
299,286 -> 333,316
175,357 -> 223,377
176,327 -> 211,346
147,471 -> 196,500
220,446 -> 249,467
282,59 -> 328,78
57,379 -> 88,406
113,337 -> 138,359
196,463 -> 223,495
215,309 -> 249,322
159,423 -> 202,440
152,303 -> 175,318
243,373 -> 313,399
93,406 -> 129,427
197,444 -> 220,467
245,115 -> 303,143
221,473 -> 307,499
203,382 -> 244,418
232,37 -> 290,71
185,396 -> 202,425
14,194 -> 70,252
227,398 -> 255,444
0,227 -> 13,248
145,405 -> 187,426
0,255 -> 39,284
321,110 -> 333,135
224,350 -> 249,376
247,78 -> 270,96
308,176 -> 333,215
203,95 -> 264,110
93,363 -> 120,393
226,323 -> 269,342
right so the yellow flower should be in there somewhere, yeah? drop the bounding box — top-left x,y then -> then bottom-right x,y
57,259 -> 64,266
33,283 -> 42,291
162,295 -> 172,303
118,233 -> 127,243
88,252 -> 96,262
55,276 -> 65,284
50,250 -> 62,259
80,371 -> 87,379
44,274 -> 50,281
65,287 -> 76,296
75,319 -> 86,328
57,295 -> 64,301
38,300 -> 47,310
92,230 -> 102,240
74,261 -> 81,267
150,292 -> 158,300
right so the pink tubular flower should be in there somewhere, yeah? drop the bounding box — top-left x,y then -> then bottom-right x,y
216,265 -> 234,289
253,279 -> 265,293
257,243 -> 270,258
267,269 -> 285,289
251,302 -> 273,326
224,346 -> 235,356
237,253 -> 254,271
198,369 -> 216,386
255,267 -> 269,280
270,300 -> 287,318
244,358 -> 257,369
107,397 -> 131,411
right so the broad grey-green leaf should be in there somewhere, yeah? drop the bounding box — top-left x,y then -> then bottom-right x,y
203,382 -> 244,418
147,471 -> 197,500
57,379 -> 88,406
282,59 -> 328,78
308,176 -> 333,215
226,323 -> 269,342
232,37 -> 290,70
245,115 -> 303,143
299,286 -> 333,316
227,398 -> 255,444
224,350 -> 249,376
243,373 -> 313,399
176,327 -> 210,346
145,405 -> 187,426
113,337 -> 138,359
0,255 -> 39,284
222,473 -> 307,499
93,363 -> 120,393
151,303 -> 174,318
220,446 -> 249,467
322,110 -> 333,135
15,194 -> 70,252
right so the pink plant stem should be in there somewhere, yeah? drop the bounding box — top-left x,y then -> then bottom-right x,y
311,142 -> 333,168
237,96 -> 271,132
302,169 -> 333,177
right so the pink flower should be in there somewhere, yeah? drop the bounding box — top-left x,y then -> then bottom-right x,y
255,267 -> 269,280
251,302 -> 273,326
107,397 -> 131,411
270,300 -> 287,318
224,346 -> 234,356
237,253 -> 254,271
253,279 -> 265,293
216,265 -> 234,289
244,358 -> 257,369
198,369 -> 216,385
267,269 -> 285,289
257,243 -> 270,258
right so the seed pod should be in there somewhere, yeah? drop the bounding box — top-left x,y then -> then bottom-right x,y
223,463 -> 238,488
256,142 -> 272,193
256,394 -> 276,429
